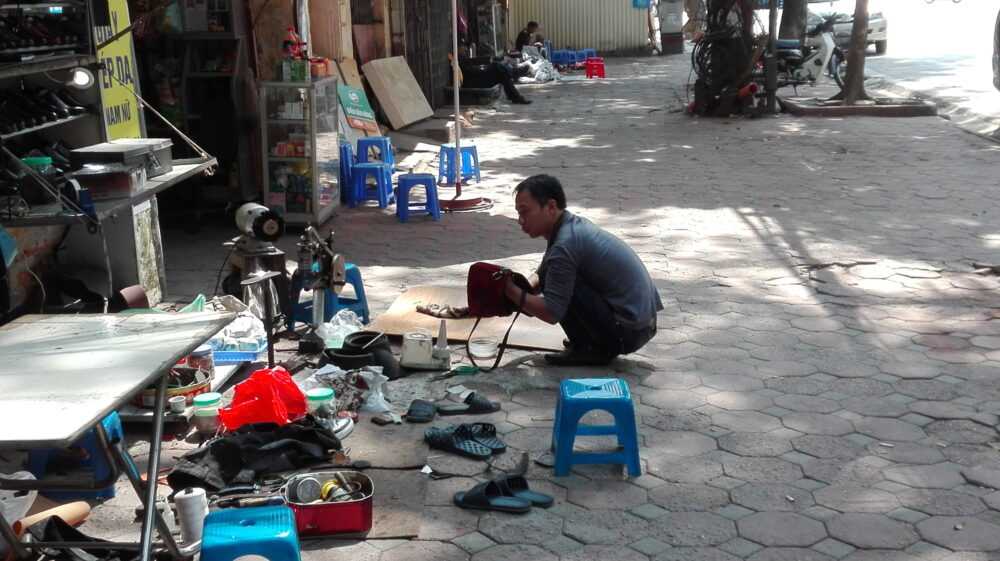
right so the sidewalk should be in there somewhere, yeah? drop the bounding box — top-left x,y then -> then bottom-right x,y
45,53 -> 1000,560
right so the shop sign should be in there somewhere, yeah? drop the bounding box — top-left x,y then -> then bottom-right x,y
94,0 -> 142,139
337,84 -> 379,133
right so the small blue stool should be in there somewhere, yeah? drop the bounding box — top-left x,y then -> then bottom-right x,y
200,505 -> 300,561
339,141 -> 355,204
582,48 -> 598,59
27,412 -> 123,499
551,378 -> 641,477
357,136 -> 395,171
351,162 -> 394,208
543,39 -> 553,59
288,262 -> 370,327
437,143 -> 481,185
396,173 -> 441,222
573,51 -> 589,63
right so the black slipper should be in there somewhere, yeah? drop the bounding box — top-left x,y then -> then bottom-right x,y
453,480 -> 531,513
436,392 -> 501,416
425,425 -> 492,460
494,475 -> 554,507
438,423 -> 507,454
406,399 -> 437,423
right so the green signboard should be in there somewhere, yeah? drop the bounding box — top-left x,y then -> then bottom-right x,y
338,84 -> 379,132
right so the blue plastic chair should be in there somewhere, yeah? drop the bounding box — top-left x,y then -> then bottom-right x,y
396,173 -> 441,222
200,505 -> 300,561
27,412 -> 123,499
339,141 -> 355,204
350,162 -> 394,208
582,48 -> 598,60
437,143 -> 481,185
357,136 -> 395,172
288,262 -> 370,327
551,378 -> 641,477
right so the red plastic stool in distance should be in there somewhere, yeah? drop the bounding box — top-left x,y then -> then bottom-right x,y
586,58 -> 605,79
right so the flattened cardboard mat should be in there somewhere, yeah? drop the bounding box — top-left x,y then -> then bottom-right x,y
350,413 -> 429,469
368,285 -> 565,351
367,468 -> 427,539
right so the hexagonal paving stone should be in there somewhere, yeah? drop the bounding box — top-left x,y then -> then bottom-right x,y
878,361 -> 940,379
643,389 -> 709,410
884,465 -> 965,489
853,418 -> 927,442
730,482 -> 815,512
647,453 -> 725,484
765,377 -> 834,396
792,435 -> 865,459
649,483 -> 731,511
651,512 -> 737,547
723,457 -> 803,484
827,513 -> 919,549
783,413 -> 854,436
561,545 -> 648,561
708,391 -> 775,411
907,401 -> 983,422
916,516 -> 1000,551
747,548 -> 835,561
652,547 -> 741,561
840,396 -> 910,417
713,411 -> 782,433
502,428 -> 556,452
802,459 -> 885,485
643,408 -> 714,432
813,484 -> 901,513
834,378 -> 894,397
479,509 -> 565,545
419,505 -> 483,540
641,371 -> 703,391
568,480 -> 648,510
719,431 -> 795,457
898,489 -> 986,516
561,509 -> 651,546
961,468 -> 1000,490
379,541 -> 470,561
511,389 -> 559,408
645,430 -> 718,456
737,512 -> 827,547
790,317 -> 845,332
866,441 -> 946,464
774,394 -> 841,414
756,360 -> 819,378
913,334 -> 970,350
702,374 -> 765,392
839,551 -> 922,561
471,544 -> 558,561
925,420 -> 998,445
895,380 -> 960,401
983,491 -> 1000,511
815,360 -> 881,379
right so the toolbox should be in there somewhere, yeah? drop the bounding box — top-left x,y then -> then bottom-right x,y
70,138 -> 174,179
282,470 -> 373,537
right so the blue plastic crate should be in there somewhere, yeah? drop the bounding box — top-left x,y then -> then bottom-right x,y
214,346 -> 267,365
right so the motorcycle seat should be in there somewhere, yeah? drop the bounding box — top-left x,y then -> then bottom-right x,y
776,49 -> 803,63
776,39 -> 803,50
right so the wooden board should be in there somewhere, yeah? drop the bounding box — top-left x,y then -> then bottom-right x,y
361,56 -> 434,130
330,62 -> 360,147
352,24 -> 377,66
368,285 -> 565,351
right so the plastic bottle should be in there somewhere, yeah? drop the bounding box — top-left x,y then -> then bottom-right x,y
282,28 -> 300,59
193,392 -> 222,437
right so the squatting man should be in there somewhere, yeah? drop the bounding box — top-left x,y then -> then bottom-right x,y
503,174 -> 662,366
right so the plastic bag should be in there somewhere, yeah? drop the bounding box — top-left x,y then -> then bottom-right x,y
315,309 -> 365,349
298,364 -> 391,413
219,366 -> 307,430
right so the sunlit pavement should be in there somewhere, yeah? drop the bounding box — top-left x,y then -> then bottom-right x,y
149,52 -> 1000,560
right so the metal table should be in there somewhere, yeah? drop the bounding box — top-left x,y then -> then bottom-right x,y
0,312 -> 235,560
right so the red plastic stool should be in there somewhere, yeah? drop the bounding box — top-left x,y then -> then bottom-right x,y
586,58 -> 605,79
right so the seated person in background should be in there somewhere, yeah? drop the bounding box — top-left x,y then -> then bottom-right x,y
456,45 -> 532,105
515,21 -> 544,53
504,175 -> 662,366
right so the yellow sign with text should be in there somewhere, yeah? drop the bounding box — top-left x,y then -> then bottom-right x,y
94,0 -> 142,139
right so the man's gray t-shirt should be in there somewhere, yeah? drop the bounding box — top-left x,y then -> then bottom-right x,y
537,211 -> 663,330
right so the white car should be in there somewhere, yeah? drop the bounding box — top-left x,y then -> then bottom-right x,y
807,0 -> 888,54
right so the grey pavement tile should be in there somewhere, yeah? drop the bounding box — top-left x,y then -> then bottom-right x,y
813,484 -> 901,513
646,454 -> 724,484
898,488 -> 987,516
630,473 -> 668,490
567,480 -> 649,510
714,504 -> 756,520
792,435 -> 865,460
884,464 -> 966,489
781,451 -> 820,465
887,393 -> 920,404
731,482 -> 815,512
652,547 -> 742,561
738,512 -> 827,547
719,431 -> 794,457
451,531 -> 498,554
561,509 -> 652,546
471,544 -> 558,561
629,536 -> 673,556
763,406 -> 794,418
811,538 -> 857,559
709,475 -> 749,491
827,513 -> 920,549
651,511 -> 737,547
888,508 -> 932,525
903,541 -> 952,560
916,516 -> 1000,551
649,483 -> 730,512
540,535 -> 584,556
719,537 -> 765,557
748,547 -> 836,561
631,503 -> 670,520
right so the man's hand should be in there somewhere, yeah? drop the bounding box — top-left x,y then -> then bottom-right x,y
504,275 -> 557,324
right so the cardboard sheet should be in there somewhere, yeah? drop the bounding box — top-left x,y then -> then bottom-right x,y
361,56 -> 434,130
349,413 -> 429,469
368,285 -> 565,351
366,469 -> 427,539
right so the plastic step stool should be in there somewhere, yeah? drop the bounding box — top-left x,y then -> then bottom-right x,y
200,505 -> 300,561
586,58 -> 605,79
551,378 -> 641,477
27,412 -> 123,499
339,141 -> 355,204
287,262 -> 370,328
350,162 -> 394,208
356,136 -> 395,171
437,143 -> 481,185
395,173 -> 441,222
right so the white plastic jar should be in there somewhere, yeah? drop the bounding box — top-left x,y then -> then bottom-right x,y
192,392 -> 222,436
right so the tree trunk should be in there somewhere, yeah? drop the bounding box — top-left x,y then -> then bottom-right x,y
778,0 -> 807,43
833,0 -> 872,104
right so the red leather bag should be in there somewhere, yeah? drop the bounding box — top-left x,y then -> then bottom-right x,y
466,262 -> 533,370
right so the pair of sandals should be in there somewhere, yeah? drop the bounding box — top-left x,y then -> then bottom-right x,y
453,475 -> 554,513
406,392 -> 500,423
424,422 -> 506,459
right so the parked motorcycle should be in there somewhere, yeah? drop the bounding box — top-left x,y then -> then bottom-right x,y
754,17 -> 848,92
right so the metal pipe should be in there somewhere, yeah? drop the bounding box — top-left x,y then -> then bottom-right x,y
451,0 -> 461,194
139,375 -> 168,561
766,0 -> 778,112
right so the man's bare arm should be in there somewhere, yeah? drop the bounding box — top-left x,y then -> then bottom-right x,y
504,276 -> 557,324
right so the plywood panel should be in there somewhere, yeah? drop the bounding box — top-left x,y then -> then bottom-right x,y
368,285 -> 565,352
308,0 -> 343,60
352,24 -> 377,65
251,0 -> 295,80
360,56 -> 434,130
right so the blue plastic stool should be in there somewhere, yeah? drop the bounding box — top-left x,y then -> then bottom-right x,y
582,49 -> 597,59
351,162 -> 394,208
27,412 -> 123,499
288,262 -> 370,328
551,378 -> 641,477
543,39 -> 553,59
357,136 -> 395,171
437,143 -> 481,185
396,173 -> 441,222
339,141 -> 355,204
200,505 -> 300,561
573,51 -> 589,63
551,50 -> 572,65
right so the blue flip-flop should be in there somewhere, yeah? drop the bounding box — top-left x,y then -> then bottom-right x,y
453,480 -> 531,513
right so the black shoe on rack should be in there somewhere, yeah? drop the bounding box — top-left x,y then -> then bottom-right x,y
40,89 -> 81,116
56,90 -> 91,111
0,99 -> 38,128
0,90 -> 59,122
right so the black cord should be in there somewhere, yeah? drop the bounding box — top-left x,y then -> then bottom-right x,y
213,236 -> 244,296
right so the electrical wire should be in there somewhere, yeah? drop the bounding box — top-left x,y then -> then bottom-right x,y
213,236 -> 245,297
21,258 -> 45,313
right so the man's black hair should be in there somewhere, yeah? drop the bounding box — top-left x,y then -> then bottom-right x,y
514,174 -> 566,210
527,21 -> 539,28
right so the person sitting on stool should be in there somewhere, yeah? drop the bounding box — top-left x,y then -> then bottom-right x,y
456,44 -> 532,105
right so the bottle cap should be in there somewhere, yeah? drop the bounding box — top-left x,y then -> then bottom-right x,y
21,156 -> 53,166
193,392 -> 222,406
190,344 -> 213,357
306,387 -> 335,401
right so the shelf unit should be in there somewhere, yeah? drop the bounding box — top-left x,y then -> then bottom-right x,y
259,77 -> 340,225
